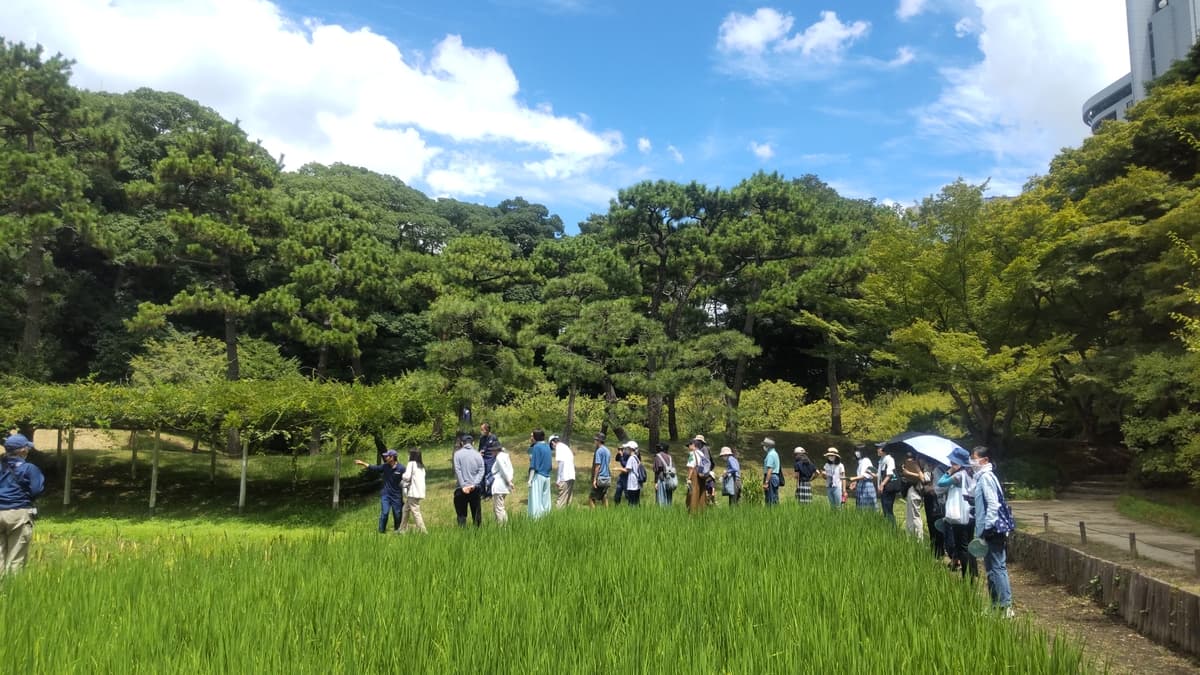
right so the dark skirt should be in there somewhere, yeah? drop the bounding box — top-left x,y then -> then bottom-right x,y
796,480 -> 813,503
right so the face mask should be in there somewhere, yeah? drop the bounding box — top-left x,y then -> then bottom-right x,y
854,451 -> 862,459
969,459 -> 982,468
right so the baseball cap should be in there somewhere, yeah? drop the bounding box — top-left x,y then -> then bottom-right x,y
3,434 -> 34,452
382,449 -> 398,458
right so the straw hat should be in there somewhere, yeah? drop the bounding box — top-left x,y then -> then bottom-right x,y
823,447 -> 841,459
718,446 -> 734,457
692,434 -> 707,444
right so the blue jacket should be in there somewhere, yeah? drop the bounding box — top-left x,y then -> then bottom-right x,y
0,457 -> 44,510
365,462 -> 405,500
529,441 -> 552,478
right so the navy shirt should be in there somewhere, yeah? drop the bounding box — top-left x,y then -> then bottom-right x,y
530,441 -> 552,477
0,457 -> 44,510
365,461 -> 405,499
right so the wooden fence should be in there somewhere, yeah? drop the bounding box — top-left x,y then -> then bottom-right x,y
1008,531 -> 1200,659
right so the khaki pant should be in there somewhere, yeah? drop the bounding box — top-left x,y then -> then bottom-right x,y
556,479 -> 574,508
687,474 -> 706,514
905,487 -> 925,541
493,493 -> 508,524
400,497 -> 427,534
0,508 -> 34,575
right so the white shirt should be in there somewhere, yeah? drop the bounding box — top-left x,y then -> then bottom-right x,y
854,457 -> 873,480
554,441 -> 575,482
403,462 -> 426,499
625,455 -> 642,491
877,454 -> 896,488
490,451 -> 515,495
824,462 -> 845,489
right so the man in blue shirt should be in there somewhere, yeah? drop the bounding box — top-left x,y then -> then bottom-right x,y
589,432 -> 612,508
761,437 -> 781,506
527,429 -> 553,519
355,449 -> 405,533
1,434 -> 45,574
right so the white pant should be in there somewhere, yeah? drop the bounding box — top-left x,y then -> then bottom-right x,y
905,487 -> 925,541
400,497 -> 427,533
493,493 -> 509,524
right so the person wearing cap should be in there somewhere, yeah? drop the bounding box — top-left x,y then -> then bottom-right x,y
1,434 -> 44,574
489,444 -> 515,524
972,446 -> 1013,617
848,445 -> 877,510
937,447 -> 978,580
452,433 -> 485,527
355,448 -> 406,533
527,429 -> 553,519
876,444 -> 899,525
590,432 -> 612,508
399,448 -> 428,534
719,447 -> 742,506
793,447 -> 817,504
760,437 -> 781,506
551,434 -> 575,509
822,448 -> 846,509
685,436 -> 711,514
615,441 -> 644,507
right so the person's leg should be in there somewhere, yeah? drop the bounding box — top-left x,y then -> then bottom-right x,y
454,488 -> 469,527
378,495 -> 391,533
493,493 -> 507,523
409,498 -> 427,533
881,490 -> 896,525
469,491 -> 482,526
1,510 -> 32,575
542,476 -> 553,514
391,498 -> 403,531
628,489 -> 640,506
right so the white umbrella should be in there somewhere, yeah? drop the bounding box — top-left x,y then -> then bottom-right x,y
881,432 -> 965,468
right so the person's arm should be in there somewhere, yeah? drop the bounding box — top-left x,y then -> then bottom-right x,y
593,458 -> 600,488
763,459 -> 773,488
978,473 -> 1001,537
23,464 -> 45,499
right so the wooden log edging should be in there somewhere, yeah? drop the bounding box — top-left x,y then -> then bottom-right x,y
1009,531 -> 1200,659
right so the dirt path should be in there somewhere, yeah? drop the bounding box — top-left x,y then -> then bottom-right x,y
1012,498 -> 1200,571
1009,562 -> 1200,674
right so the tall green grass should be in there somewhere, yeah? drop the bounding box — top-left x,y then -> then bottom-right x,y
2,506 -> 1082,673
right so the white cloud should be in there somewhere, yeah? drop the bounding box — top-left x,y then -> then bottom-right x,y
667,145 -> 684,163
637,137 -> 652,153
888,46 -> 916,67
897,0 -> 930,20
915,1 -> 1129,167
954,17 -> 977,37
716,8 -> 870,80
0,0 -> 623,208
749,141 -> 774,160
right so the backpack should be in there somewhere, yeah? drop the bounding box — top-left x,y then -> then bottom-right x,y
981,472 -> 1016,536
697,449 -> 713,478
635,461 -> 647,486
659,453 -> 679,491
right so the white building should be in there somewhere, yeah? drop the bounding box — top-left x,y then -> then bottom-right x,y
1082,0 -> 1200,131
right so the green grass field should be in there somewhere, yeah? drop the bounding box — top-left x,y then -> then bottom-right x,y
1116,491 -> 1200,538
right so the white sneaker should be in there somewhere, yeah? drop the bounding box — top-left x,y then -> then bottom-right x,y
1003,607 -> 1015,620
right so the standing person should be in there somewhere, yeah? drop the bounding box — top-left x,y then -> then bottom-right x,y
901,451 -> 925,540
528,429 -> 553,519
938,448 -> 978,580
761,438 -> 781,506
849,445 -> 877,509
354,449 -> 405,533
876,444 -> 898,525
452,433 -> 485,527
686,436 -> 711,514
490,445 -> 515,525
619,443 -> 644,507
924,459 -> 947,559
613,441 -> 632,505
478,422 -> 499,499
400,448 -> 428,534
822,449 -> 846,509
652,442 -> 677,506
973,446 -> 1014,617
589,433 -> 612,508
719,446 -> 742,506
551,434 -> 575,508
793,447 -> 817,504
0,434 -> 44,575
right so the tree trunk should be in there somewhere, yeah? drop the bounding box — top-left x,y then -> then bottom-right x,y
332,435 -> 342,510
130,430 -> 138,480
725,311 -> 757,444
209,436 -> 218,484
827,354 -> 843,436
56,428 -> 63,462
190,436 -> 199,454
224,304 -> 241,456
563,383 -> 577,445
18,229 -> 46,378
350,352 -> 365,382
63,428 -> 75,506
309,345 -> 329,455
667,394 -> 679,441
237,434 -> 248,514
149,428 -> 161,512
603,378 -> 628,442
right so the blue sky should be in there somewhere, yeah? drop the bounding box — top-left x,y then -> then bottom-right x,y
3,0 -> 1131,229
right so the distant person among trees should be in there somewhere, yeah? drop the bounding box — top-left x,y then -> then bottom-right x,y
822,449 -> 846,509
478,422 -> 499,499
490,444 -> 515,525
719,446 -> 741,506
589,433 -> 611,508
452,433 -> 485,527
550,434 -> 574,508
849,445 -> 877,509
0,434 -> 44,575
972,446 -> 1014,618
527,429 -> 553,519
876,444 -> 898,525
652,442 -> 677,506
399,448 -> 427,534
793,447 -> 816,503
354,449 -> 405,533
616,441 -> 644,507
761,437 -> 781,506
